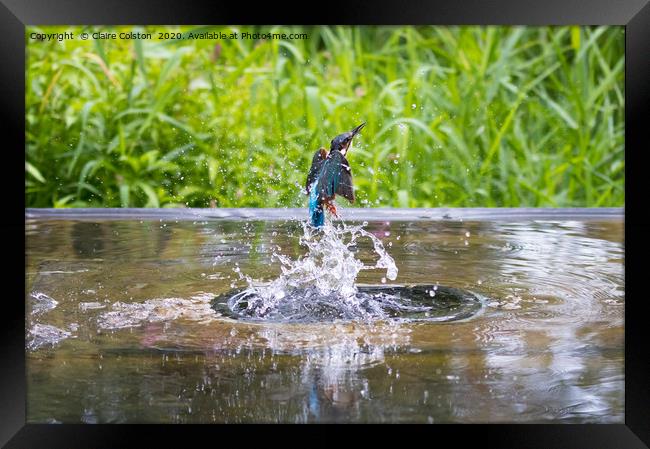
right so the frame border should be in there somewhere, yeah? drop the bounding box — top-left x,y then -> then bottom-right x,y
5,0 -> 649,447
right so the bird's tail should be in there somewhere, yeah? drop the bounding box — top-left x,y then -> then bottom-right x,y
310,204 -> 325,227
308,181 -> 325,227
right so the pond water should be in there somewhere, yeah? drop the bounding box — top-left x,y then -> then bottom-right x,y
25,209 -> 624,423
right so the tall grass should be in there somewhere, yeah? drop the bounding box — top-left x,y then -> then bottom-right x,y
26,26 -> 624,208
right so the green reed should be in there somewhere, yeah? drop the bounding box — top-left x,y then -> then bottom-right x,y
26,25 -> 624,208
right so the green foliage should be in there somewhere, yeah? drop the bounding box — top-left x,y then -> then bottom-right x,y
26,25 -> 624,208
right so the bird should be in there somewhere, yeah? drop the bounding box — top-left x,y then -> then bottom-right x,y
305,123 -> 365,227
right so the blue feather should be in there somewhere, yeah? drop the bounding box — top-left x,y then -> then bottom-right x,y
309,180 -> 324,227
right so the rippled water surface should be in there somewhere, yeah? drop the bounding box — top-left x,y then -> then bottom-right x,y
26,210 -> 624,423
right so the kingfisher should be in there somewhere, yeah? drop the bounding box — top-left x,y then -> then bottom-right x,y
305,123 -> 365,227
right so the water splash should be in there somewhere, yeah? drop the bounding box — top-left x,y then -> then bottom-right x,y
215,218 -> 484,323
27,324 -> 73,350
97,293 -> 218,330
289,220 -> 397,289
30,292 -> 59,315
223,219 -> 399,320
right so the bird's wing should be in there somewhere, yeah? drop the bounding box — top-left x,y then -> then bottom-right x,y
315,154 -> 338,200
306,148 -> 328,194
316,151 -> 355,203
335,154 -> 354,203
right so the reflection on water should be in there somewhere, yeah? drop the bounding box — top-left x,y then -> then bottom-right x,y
25,213 -> 624,423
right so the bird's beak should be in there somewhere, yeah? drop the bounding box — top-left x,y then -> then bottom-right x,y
350,122 -> 366,137
341,122 -> 366,155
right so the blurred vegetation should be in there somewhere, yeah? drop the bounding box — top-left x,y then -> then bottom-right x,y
26,25 -> 624,208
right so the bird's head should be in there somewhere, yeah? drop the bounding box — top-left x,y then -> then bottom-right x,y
330,122 -> 365,156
